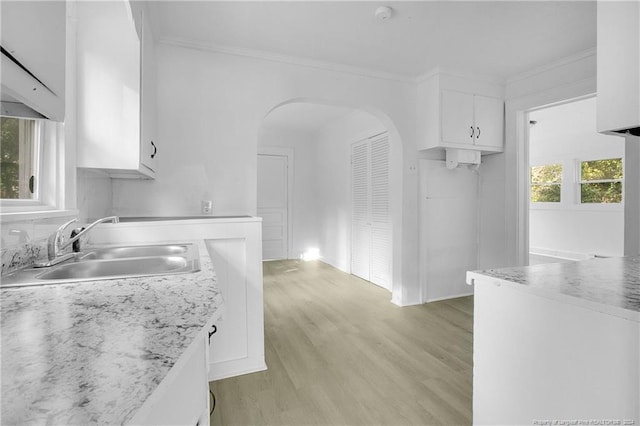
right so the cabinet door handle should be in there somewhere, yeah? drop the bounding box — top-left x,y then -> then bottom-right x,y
476,127 -> 481,139
208,324 -> 217,344
470,126 -> 474,138
150,141 -> 157,159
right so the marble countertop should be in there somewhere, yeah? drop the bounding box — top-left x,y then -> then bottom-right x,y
0,240 -> 223,425
467,255 -> 640,322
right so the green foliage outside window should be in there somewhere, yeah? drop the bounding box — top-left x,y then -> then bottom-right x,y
1,117 -> 20,199
580,158 -> 623,203
531,164 -> 562,202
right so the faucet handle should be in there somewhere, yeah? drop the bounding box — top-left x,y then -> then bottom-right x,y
55,218 -> 78,248
56,218 -> 78,233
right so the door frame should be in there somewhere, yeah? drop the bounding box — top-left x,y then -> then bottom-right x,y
258,147 -> 294,259
510,80 -> 596,266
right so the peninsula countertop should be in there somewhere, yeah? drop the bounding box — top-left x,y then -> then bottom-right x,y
467,255 -> 640,322
0,240 -> 223,425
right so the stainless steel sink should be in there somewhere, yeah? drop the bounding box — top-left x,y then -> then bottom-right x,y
1,243 -> 200,288
37,256 -> 191,280
81,244 -> 190,260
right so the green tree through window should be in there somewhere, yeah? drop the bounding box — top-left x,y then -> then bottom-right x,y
580,158 -> 623,203
1,117 -> 20,198
531,164 -> 562,202
1,116 -> 36,199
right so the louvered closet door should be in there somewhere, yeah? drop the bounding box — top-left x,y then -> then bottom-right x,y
369,135 -> 391,288
351,140 -> 371,281
351,133 -> 391,290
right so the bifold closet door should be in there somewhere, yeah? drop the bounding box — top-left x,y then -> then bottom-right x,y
351,133 -> 391,290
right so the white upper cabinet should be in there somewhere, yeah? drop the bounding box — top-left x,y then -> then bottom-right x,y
472,93 -> 504,151
0,1 -> 66,121
76,0 -> 157,179
441,90 -> 475,147
418,73 -> 504,153
596,1 -> 640,136
139,7 -> 159,174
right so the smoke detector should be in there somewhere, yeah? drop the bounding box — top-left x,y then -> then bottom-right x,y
375,6 -> 393,21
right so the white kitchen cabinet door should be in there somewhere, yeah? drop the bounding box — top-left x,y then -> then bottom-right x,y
351,134 -> 391,290
441,90 -> 475,147
76,0 -> 155,179
473,94 -> 504,150
139,8 -> 158,173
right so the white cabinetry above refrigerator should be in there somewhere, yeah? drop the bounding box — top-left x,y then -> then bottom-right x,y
417,72 -> 505,159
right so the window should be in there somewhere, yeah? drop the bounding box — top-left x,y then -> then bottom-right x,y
580,158 -> 623,204
530,163 -> 562,203
1,116 -> 40,200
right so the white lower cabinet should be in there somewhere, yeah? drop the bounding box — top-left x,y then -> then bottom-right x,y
90,217 -> 266,381
129,325 -> 212,426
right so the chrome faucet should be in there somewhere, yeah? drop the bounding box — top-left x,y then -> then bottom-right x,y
37,216 -> 119,267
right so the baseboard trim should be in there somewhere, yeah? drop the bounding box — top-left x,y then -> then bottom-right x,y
425,291 -> 475,303
208,360 -> 267,381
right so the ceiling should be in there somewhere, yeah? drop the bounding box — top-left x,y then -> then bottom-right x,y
147,1 -> 597,81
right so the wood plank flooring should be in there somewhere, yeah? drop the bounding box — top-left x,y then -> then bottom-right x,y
210,260 -> 473,426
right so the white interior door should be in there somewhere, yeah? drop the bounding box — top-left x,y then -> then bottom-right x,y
257,154 -> 288,260
351,133 -> 391,290
419,159 -> 478,302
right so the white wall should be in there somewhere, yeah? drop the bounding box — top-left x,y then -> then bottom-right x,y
109,43 -> 421,305
258,125 -> 319,260
314,111 -> 386,273
419,160 -> 477,302
77,169 -> 113,221
529,97 -> 625,258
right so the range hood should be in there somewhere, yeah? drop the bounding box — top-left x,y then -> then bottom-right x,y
596,1 -> 640,137
0,1 -> 66,121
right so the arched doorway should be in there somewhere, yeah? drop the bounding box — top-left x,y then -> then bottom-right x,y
257,99 -> 402,296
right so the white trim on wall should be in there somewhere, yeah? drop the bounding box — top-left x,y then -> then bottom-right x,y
257,146 -> 294,259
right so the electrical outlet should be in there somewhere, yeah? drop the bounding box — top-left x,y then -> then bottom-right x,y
201,200 -> 212,214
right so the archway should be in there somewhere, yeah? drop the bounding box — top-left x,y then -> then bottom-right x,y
257,98 -> 403,300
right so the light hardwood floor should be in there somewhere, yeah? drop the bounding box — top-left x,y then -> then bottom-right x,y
210,260 -> 473,426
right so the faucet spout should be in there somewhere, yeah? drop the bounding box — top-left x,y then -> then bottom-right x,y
39,216 -> 119,267
60,216 -> 119,252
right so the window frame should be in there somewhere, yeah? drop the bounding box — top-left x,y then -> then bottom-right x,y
577,157 -> 624,206
530,162 -> 563,205
0,119 -> 77,222
1,116 -> 41,204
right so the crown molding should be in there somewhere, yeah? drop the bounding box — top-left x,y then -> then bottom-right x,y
415,66 -> 506,86
157,36 -> 416,84
506,47 -> 597,85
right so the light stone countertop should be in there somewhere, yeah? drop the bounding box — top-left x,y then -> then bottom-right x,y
467,255 -> 640,322
0,240 -> 223,425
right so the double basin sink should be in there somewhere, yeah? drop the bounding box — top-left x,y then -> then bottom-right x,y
1,243 -> 201,288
